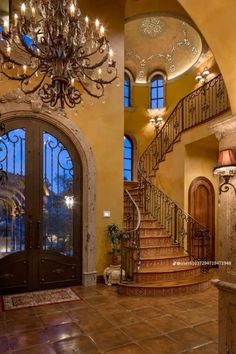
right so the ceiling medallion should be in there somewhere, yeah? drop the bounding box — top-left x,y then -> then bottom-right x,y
0,0 -> 118,109
139,17 -> 165,38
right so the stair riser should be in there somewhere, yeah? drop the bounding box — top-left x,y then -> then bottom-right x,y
140,229 -> 168,236
134,268 -> 201,282
118,281 -> 211,296
140,237 -> 173,247
140,247 -> 181,258
124,195 -> 142,202
124,206 -> 144,213
140,220 -> 160,227
138,256 -> 190,268
128,191 -> 141,197
140,213 -> 153,220
123,220 -> 159,228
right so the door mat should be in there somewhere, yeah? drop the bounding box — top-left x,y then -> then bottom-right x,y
2,288 -> 81,311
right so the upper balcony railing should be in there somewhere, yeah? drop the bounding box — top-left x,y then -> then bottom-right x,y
139,74 -> 230,179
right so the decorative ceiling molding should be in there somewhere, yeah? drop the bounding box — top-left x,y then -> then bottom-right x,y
139,17 -> 166,38
209,114 -> 236,141
125,16 -> 202,82
0,89 -> 68,118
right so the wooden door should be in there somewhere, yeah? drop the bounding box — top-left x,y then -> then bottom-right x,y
188,176 -> 215,261
0,118 -> 83,294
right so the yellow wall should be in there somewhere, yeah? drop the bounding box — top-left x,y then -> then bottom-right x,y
154,125 -> 220,258
124,0 -> 222,162
69,0 -> 125,275
184,136 -> 219,258
125,65 -> 220,160
178,0 -> 236,113
155,123 -> 219,205
0,0 -> 125,275
125,0 -> 189,20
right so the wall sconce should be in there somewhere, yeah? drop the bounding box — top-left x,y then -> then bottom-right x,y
213,149 -> 236,194
195,67 -> 210,85
149,116 -> 163,131
147,108 -> 166,133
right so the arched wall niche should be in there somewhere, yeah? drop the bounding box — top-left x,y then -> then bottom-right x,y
0,89 -> 97,287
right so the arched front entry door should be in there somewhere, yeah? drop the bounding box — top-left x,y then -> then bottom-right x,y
0,118 -> 82,294
188,176 -> 215,261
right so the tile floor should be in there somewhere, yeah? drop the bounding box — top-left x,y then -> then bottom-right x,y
0,284 -> 218,354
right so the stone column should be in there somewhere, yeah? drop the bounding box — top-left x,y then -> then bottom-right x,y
210,114 -> 236,354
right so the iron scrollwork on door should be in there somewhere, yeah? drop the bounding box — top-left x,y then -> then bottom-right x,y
42,132 -> 75,256
0,128 -> 26,259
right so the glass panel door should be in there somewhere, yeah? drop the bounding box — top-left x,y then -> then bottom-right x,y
0,119 -> 82,293
42,132 -> 74,256
0,129 -> 26,259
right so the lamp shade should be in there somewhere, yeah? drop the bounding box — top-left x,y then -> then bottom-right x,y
217,149 -> 236,167
214,148 -> 236,177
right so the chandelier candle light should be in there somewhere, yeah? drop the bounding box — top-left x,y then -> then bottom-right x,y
0,0 -> 118,109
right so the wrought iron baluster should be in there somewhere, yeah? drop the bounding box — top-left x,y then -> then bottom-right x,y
122,190 -> 141,283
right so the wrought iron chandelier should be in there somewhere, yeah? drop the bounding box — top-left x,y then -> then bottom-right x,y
0,0 -> 118,108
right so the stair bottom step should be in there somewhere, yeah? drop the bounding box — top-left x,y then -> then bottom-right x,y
118,275 -> 211,296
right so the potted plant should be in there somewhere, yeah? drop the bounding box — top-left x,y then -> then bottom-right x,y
107,223 -> 123,265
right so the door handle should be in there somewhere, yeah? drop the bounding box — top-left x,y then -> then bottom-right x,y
36,220 -> 41,249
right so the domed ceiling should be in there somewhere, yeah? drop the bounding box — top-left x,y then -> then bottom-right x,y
125,16 -> 203,82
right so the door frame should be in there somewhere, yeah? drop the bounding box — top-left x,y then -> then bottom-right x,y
0,107 -> 96,287
188,176 -> 215,261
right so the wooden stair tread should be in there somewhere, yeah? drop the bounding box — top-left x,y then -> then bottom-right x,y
140,235 -> 171,239
119,274 -> 211,288
140,226 -> 164,230
140,244 -> 180,249
137,265 -> 199,273
139,254 -> 189,261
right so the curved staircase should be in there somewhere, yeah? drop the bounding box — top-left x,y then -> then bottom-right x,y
119,75 -> 229,296
118,188 -> 211,296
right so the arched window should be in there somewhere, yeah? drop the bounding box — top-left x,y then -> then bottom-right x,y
124,72 -> 131,107
150,74 -> 165,109
123,135 -> 133,181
